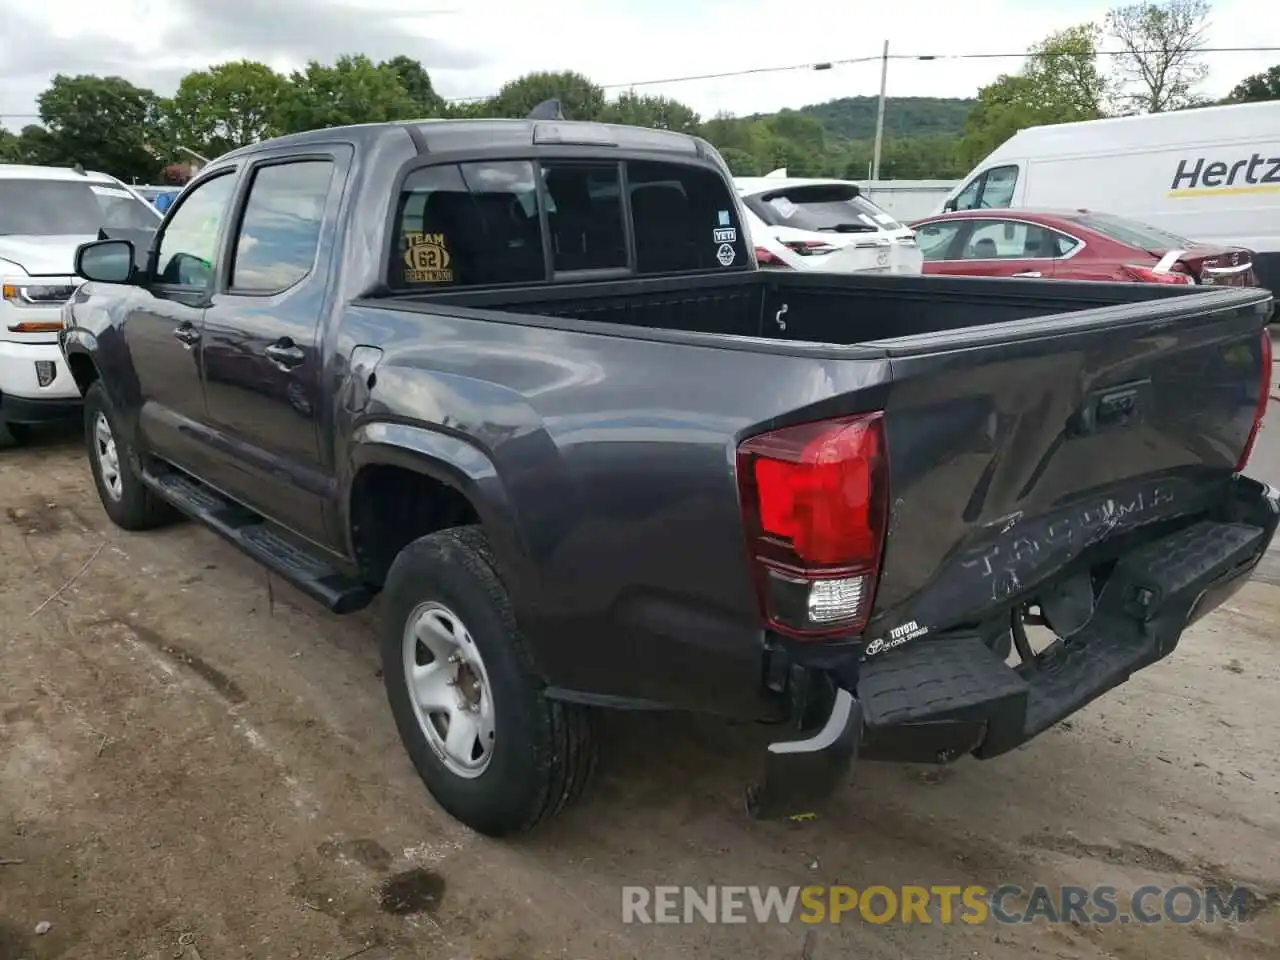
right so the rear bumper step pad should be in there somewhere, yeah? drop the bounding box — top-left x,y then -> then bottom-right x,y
859,517 -> 1268,762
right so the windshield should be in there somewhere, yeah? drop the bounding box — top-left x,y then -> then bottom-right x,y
1069,212 -> 1194,252
0,179 -> 159,235
744,184 -> 904,233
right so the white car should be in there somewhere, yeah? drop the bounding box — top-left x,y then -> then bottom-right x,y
735,172 -> 923,275
0,164 -> 160,445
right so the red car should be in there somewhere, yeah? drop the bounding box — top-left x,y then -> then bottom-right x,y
910,208 -> 1258,287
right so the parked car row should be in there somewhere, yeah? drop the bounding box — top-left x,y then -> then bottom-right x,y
0,164 -> 161,445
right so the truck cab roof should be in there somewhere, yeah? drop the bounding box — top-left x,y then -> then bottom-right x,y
218,118 -> 717,164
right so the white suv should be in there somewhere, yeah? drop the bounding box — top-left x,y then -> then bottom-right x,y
0,164 -> 160,445
735,173 -> 923,275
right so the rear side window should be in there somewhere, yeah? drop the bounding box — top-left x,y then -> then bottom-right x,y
392,160 -> 544,289
629,160 -> 748,274
230,160 -> 333,294
1069,212 -> 1193,251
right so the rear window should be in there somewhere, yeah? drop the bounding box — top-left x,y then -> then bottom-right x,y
743,183 -> 903,234
1070,212 -> 1193,252
389,158 -> 748,290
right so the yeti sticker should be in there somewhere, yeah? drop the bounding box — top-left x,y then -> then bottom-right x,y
716,242 -> 736,266
713,227 -> 737,243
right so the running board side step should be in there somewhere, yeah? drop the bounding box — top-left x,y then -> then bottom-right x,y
140,467 -> 373,614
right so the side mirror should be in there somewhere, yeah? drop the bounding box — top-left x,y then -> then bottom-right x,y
943,200 -> 956,213
75,239 -> 136,284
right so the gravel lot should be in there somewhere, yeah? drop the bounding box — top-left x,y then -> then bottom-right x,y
1,430 -> 1278,960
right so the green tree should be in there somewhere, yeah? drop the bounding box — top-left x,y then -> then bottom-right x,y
277,55 -> 418,134
0,125 -> 16,161
37,74 -> 161,180
716,146 -> 762,176
1106,0 -> 1211,112
1225,64 -> 1280,103
960,24 -> 1110,165
160,60 -> 293,159
488,71 -> 606,120
382,55 -> 445,116
10,125 -> 61,165
600,91 -> 700,132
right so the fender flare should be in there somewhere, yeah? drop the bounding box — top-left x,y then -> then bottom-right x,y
345,421 -> 539,617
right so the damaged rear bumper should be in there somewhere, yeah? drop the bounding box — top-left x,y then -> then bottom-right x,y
748,476 -> 1279,820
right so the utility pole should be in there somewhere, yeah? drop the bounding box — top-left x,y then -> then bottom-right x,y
871,39 -> 889,183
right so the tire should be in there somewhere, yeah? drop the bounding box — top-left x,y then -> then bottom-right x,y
83,381 -> 179,531
381,525 -> 596,836
0,420 -> 31,448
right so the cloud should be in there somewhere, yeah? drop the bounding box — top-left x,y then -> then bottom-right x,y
2,0 -> 1277,128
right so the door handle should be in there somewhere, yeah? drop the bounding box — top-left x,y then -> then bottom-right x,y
265,339 -> 305,370
173,324 -> 201,348
1012,271 -> 1042,278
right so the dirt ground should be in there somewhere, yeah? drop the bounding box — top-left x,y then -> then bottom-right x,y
1,430 -> 1278,960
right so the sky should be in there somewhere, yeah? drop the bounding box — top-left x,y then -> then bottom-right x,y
1,0 -> 1277,129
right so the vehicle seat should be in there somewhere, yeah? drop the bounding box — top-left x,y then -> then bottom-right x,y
545,172 -> 623,271
971,237 -> 998,259
632,186 -> 699,272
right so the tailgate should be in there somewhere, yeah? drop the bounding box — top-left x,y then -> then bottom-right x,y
866,286 -> 1273,635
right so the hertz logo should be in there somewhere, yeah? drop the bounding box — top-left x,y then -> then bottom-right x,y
1168,153 -> 1280,197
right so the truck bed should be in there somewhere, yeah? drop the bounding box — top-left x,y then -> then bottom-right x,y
380,270 -> 1200,348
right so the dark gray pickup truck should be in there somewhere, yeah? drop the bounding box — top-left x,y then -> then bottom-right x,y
58,117 -> 1276,836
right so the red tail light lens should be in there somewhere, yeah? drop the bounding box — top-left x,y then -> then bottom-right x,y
1236,328 -> 1272,473
1120,264 -> 1195,285
755,246 -> 787,266
737,413 -> 889,638
782,239 -> 838,257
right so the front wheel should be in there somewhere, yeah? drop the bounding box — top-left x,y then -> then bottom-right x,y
381,525 -> 596,836
83,381 -> 178,531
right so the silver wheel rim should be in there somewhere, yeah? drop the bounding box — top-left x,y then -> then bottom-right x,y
94,411 -> 123,501
403,601 -> 495,778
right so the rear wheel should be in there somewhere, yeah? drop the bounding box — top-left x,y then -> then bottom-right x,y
84,381 -> 178,531
381,525 -> 596,836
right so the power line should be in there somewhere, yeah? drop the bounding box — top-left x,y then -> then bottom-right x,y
4,44 -> 1278,118
445,44 -> 1280,102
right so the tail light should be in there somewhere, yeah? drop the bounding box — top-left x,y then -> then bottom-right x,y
782,240 -> 838,257
1120,264 -> 1195,285
1236,328 -> 1272,473
747,245 -> 788,268
736,413 -> 889,639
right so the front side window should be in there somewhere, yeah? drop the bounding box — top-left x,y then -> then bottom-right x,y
950,176 -> 984,212
392,160 -> 544,289
629,160 -> 748,274
229,160 -> 334,294
952,164 -> 1019,211
0,179 -> 159,235
978,166 -> 1018,209
155,173 -> 238,287
541,162 -> 627,272
915,220 -> 966,260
